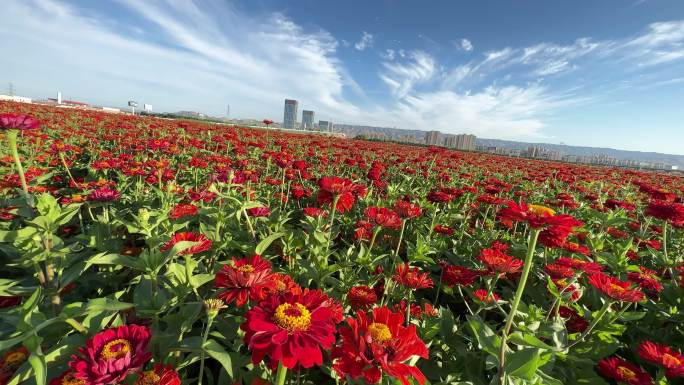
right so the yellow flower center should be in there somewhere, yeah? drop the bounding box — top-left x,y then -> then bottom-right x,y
135,370 -> 160,385
237,264 -> 255,273
3,352 -> 27,368
61,373 -> 86,385
100,339 -> 132,360
610,284 -> 626,294
617,366 -> 636,380
528,204 -> 555,217
367,322 -> 392,343
273,303 -> 311,332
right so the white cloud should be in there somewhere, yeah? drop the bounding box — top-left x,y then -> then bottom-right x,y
0,0 -> 361,119
354,31 -> 374,51
458,38 -> 473,52
380,51 -> 436,97
381,49 -> 396,60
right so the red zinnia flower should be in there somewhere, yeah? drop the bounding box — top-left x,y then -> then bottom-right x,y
69,325 -> 152,385
332,307 -> 429,385
134,364 -> 181,385
247,206 -> 271,217
347,285 -> 378,310
558,306 -> 588,333
587,273 -> 645,302
596,357 -> 653,385
215,255 -> 274,306
473,289 -> 501,304
478,247 -> 523,275
0,113 -> 40,131
303,207 -> 327,217
263,272 -> 302,297
169,203 -> 198,220
498,201 -> 557,228
645,200 -> 684,223
433,224 -> 454,235
365,207 -> 402,229
627,267 -> 663,294
88,187 -> 120,202
394,200 -> 422,218
0,347 -> 29,385
442,264 -> 480,287
637,341 -> 684,378
317,176 -> 357,213
160,232 -> 212,255
241,289 -> 338,369
393,263 -> 434,289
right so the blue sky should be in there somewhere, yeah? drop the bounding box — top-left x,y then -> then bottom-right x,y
1,1 -> 684,154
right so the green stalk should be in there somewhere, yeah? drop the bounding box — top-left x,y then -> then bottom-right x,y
7,130 -> 29,194
497,228 -> 540,383
198,315 -> 215,385
275,362 -> 288,385
325,195 -> 340,252
567,300 -> 613,349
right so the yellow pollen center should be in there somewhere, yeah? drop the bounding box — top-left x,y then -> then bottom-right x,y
617,366 -> 636,380
528,204 -> 555,217
368,322 -> 392,343
610,284 -> 626,294
4,352 -> 27,368
273,303 -> 311,332
61,373 -> 86,385
237,264 -> 255,273
100,339 -> 132,360
135,370 -> 161,385
275,280 -> 287,292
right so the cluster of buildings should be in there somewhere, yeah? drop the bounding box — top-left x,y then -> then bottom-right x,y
477,145 -> 677,171
424,130 -> 477,151
282,99 -> 334,132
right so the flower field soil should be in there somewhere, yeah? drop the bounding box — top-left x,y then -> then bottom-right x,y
1,100 -> 684,385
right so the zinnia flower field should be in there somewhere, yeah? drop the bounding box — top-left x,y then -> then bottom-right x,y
1,100 -> 684,385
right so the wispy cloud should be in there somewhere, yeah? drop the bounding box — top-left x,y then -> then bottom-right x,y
458,38 -> 473,52
380,51 -> 436,98
354,31 -> 374,51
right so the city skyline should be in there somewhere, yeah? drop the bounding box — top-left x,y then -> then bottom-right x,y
1,1 -> 684,154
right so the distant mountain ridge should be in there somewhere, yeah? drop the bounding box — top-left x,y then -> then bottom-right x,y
332,124 -> 684,169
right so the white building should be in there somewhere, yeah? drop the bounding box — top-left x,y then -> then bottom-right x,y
445,133 -> 476,151
301,110 -> 315,130
283,99 -> 298,129
319,120 -> 333,132
0,95 -> 32,103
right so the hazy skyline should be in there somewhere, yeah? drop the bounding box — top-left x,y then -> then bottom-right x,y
1,0 -> 683,154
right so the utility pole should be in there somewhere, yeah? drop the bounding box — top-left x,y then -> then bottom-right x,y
8,82 -> 14,96
226,104 -> 230,119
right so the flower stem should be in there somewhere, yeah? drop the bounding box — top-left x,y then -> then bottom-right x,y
497,228 -> 540,383
7,130 -> 29,194
198,315 -> 215,385
325,195 -> 340,252
567,300 -> 613,349
275,361 -> 288,385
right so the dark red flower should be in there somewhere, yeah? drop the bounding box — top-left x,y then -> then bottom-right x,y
393,263 -> 434,289
442,264 -> 480,287
241,289 -> 338,369
0,295 -> 22,308
0,347 -> 29,385
303,207 -> 327,217
169,203 -> 198,220
88,187 -> 120,202
332,307 -> 429,385
347,285 -> 378,310
433,224 -> 454,235
558,306 -> 588,333
247,206 -> 271,217
645,200 -> 684,223
49,370 -> 85,385
215,255 -> 274,306
0,113 -> 40,131
596,357 -> 653,385
365,207 -> 402,229
627,267 -> 663,294
587,273 -> 645,302
473,289 -> 501,303
69,325 -> 152,385
498,201 -> 557,228
394,200 -> 422,219
160,232 -> 212,255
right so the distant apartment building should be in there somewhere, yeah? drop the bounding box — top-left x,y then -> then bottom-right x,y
319,120 -> 333,132
424,130 -> 441,145
283,99 -> 298,129
449,134 -> 476,151
301,110 -> 315,130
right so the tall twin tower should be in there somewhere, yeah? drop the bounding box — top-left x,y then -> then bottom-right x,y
283,99 -> 322,131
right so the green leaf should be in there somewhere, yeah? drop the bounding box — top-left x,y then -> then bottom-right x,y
203,339 -> 234,378
466,315 -> 501,359
27,353 -> 46,385
505,348 -> 542,380
508,332 -> 555,350
86,252 -> 144,270
254,232 -> 284,255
